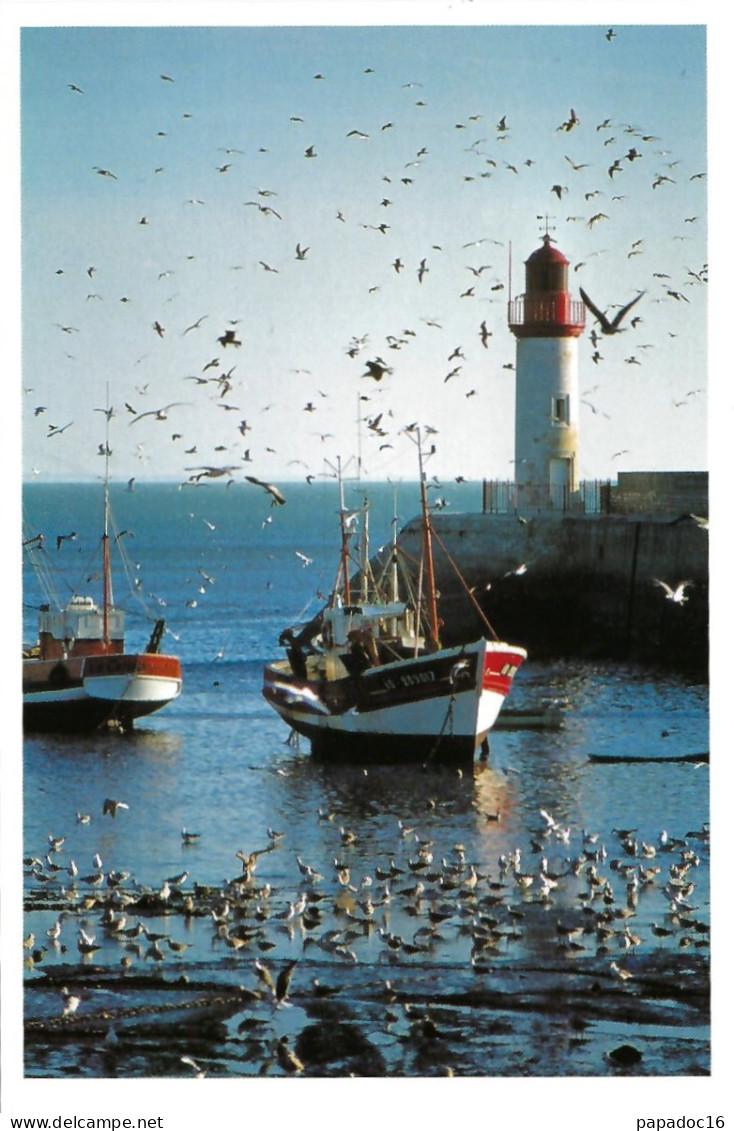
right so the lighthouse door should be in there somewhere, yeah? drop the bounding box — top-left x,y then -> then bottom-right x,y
549,458 -> 571,510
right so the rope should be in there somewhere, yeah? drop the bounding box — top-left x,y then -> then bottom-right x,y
429,527 -> 500,641
25,987 -> 261,1035
425,692 -> 456,763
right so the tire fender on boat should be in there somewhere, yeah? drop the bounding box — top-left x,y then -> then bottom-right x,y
49,662 -> 71,688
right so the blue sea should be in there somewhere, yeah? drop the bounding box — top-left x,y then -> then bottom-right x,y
21,480 -> 710,1081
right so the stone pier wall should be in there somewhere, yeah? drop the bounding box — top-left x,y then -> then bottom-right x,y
393,512 -> 709,673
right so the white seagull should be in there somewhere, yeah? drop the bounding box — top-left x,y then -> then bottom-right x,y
653,578 -> 693,605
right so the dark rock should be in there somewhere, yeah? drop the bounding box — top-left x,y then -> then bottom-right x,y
608,1043 -> 642,1066
295,1020 -> 386,1075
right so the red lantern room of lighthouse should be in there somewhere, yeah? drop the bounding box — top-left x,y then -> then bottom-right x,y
508,234 -> 586,512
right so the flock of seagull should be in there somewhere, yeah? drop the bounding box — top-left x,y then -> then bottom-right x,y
24,787 -> 709,1075
27,27 -> 707,494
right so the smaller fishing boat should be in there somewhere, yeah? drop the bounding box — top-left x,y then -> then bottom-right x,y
263,444 -> 527,763
23,469 -> 182,733
493,700 -> 566,731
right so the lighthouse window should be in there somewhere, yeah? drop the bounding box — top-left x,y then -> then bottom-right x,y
552,395 -> 569,424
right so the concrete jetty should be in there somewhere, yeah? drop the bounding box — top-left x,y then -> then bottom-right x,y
397,472 -> 708,675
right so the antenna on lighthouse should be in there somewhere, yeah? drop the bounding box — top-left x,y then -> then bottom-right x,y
508,241 -> 512,302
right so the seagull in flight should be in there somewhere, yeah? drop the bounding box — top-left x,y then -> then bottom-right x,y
245,475 -> 286,506
47,421 -> 74,437
103,798 -> 130,818
185,465 -> 238,481
129,403 -> 186,425
579,287 -> 645,334
182,315 -> 208,335
56,531 -> 77,550
362,358 -> 393,381
653,579 -> 693,605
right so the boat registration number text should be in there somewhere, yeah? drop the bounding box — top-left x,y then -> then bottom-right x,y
381,670 -> 436,691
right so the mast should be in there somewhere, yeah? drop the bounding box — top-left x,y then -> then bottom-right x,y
417,431 -> 440,651
387,488 -> 403,637
360,498 -> 370,603
102,385 -> 112,649
391,495 -> 399,603
339,459 -> 352,606
508,240 -> 512,302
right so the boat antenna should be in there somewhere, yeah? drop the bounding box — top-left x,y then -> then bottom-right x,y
325,455 -> 353,607
414,429 -> 441,651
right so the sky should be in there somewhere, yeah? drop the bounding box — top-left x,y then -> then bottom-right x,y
16,14 -> 710,487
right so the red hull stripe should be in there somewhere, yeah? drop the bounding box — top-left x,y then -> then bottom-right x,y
23,653 -> 181,695
83,653 -> 181,678
482,651 -> 524,696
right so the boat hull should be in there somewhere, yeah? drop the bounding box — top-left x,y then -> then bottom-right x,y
281,720 -> 483,764
23,653 -> 182,733
263,639 -> 526,763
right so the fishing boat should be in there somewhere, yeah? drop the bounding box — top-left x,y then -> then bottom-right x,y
262,449 -> 527,763
23,473 -> 182,734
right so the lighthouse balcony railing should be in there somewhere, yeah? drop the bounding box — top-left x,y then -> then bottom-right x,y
507,295 -> 586,329
481,479 -> 612,515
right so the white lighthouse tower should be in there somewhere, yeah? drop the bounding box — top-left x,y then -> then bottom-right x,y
508,234 -> 586,511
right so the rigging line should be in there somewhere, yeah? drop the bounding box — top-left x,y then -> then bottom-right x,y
429,526 -> 500,641
290,593 -> 321,624
26,535 -> 85,606
105,501 -> 154,621
413,554 -> 424,659
23,542 -> 63,609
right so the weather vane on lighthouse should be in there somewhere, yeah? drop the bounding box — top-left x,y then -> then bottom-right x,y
536,215 -> 557,241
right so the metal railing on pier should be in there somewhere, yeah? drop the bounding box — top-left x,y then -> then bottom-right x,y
481,479 -> 612,515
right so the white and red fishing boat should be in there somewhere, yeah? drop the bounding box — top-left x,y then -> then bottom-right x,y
23,472 -> 182,734
263,449 -> 527,763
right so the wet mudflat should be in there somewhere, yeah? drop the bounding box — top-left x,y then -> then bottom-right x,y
26,949 -> 708,1079
24,741 -> 710,1078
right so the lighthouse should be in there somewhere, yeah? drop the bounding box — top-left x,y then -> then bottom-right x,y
508,234 -> 585,510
